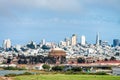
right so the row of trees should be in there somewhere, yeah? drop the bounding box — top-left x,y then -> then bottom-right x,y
42,64 -> 82,72
17,55 -> 56,64
77,56 -> 117,63
41,65 -> 107,75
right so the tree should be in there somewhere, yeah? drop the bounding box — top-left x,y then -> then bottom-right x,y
7,59 -> 12,64
110,56 -> 116,61
42,64 -> 50,70
104,58 -> 108,61
77,57 -> 85,63
42,45 -> 50,50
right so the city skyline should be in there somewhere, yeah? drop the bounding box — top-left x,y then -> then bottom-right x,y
0,0 -> 120,45
1,33 -> 120,46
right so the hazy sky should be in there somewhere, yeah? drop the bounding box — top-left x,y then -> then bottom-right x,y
0,0 -> 120,45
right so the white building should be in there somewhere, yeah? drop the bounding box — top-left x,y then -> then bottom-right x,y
3,39 -> 11,49
34,64 -> 44,70
81,35 -> 86,45
15,45 -> 21,51
41,39 -> 46,45
112,67 -> 120,75
71,34 -> 77,46
65,38 -> 70,46
60,41 -> 66,46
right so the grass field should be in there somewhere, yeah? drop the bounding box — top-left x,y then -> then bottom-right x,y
13,74 -> 120,80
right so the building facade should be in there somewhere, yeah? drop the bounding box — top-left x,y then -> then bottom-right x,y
81,35 -> 86,45
113,39 -> 120,47
3,39 -> 11,50
71,34 -> 77,46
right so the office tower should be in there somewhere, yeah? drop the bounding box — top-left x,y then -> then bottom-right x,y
71,34 -> 77,46
41,39 -> 46,45
113,39 -> 120,47
65,38 -> 70,46
96,33 -> 100,45
99,40 -> 102,45
3,39 -> 11,49
81,35 -> 86,45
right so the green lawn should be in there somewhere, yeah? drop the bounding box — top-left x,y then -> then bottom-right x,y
13,74 -> 120,80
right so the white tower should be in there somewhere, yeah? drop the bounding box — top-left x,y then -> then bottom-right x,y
81,35 -> 86,45
71,34 -> 77,46
3,39 -> 11,49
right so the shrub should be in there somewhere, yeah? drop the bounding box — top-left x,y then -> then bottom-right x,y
3,67 -> 26,70
52,66 -> 64,71
4,72 -> 33,77
5,74 -> 17,77
22,72 -> 33,75
71,67 -> 82,72
42,64 -> 50,70
95,72 -> 107,75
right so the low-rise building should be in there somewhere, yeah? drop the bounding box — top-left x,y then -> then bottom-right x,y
112,67 -> 120,75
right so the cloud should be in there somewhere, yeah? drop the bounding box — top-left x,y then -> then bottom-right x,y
0,0 -> 80,11
83,0 -> 120,11
0,0 -> 120,24
0,0 -> 120,18
0,0 -> 82,20
0,0 -> 120,13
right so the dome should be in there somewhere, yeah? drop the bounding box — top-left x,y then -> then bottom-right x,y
49,48 -> 66,57
52,48 -> 64,51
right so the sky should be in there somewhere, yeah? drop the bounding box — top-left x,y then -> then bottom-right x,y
0,0 -> 120,46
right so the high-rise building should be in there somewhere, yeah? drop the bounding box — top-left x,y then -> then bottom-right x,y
41,39 -> 46,45
3,39 -> 11,49
81,35 -> 86,45
65,38 -> 70,46
71,34 -> 77,46
96,33 -> 100,45
99,40 -> 102,45
113,39 -> 120,47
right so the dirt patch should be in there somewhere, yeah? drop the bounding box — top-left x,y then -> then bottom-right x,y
0,77 -> 12,80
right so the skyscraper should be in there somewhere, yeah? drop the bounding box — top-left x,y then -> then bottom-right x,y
81,35 -> 86,45
3,39 -> 11,50
113,39 -> 120,47
96,33 -> 99,45
71,34 -> 77,46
